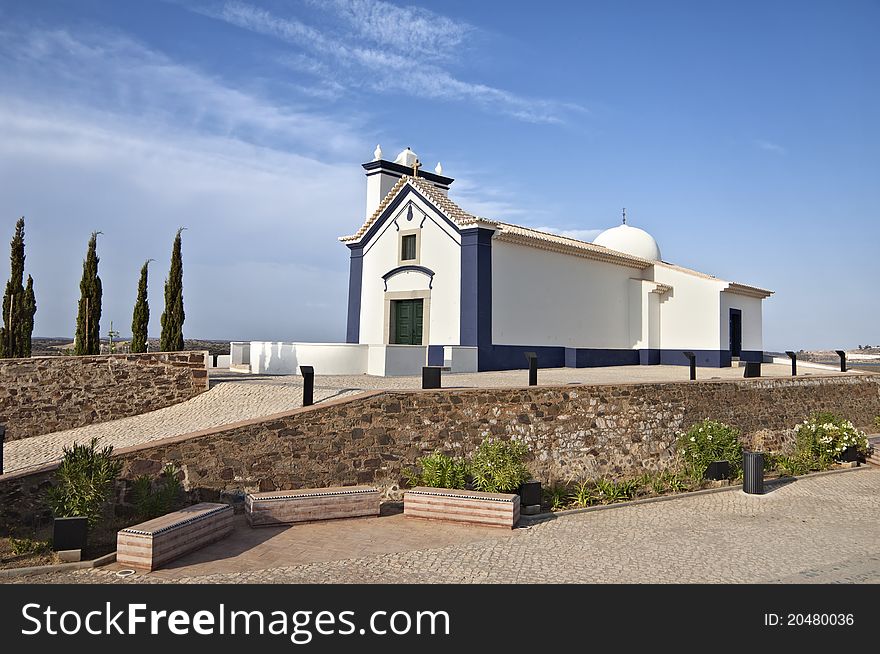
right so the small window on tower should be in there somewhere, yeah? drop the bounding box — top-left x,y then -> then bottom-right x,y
401,234 -> 417,261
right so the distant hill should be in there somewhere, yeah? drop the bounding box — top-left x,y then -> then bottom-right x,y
31,337 -> 231,357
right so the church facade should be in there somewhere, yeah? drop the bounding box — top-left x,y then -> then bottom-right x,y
340,147 -> 773,372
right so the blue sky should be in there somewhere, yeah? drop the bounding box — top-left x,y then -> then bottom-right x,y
0,0 -> 877,350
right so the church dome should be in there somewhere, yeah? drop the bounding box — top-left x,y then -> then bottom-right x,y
393,147 -> 419,167
593,223 -> 662,261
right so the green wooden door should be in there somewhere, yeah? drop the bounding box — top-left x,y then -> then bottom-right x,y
392,299 -> 423,344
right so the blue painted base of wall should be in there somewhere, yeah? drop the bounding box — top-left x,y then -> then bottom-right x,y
427,345 -> 445,366
659,349 -> 731,368
740,350 -> 764,363
565,348 -> 640,368
476,345 -> 765,371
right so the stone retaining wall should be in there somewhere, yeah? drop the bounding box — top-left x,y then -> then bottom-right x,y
1,374 -> 878,531
0,351 -> 208,442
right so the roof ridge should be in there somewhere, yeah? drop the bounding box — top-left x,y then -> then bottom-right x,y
339,174 -> 488,243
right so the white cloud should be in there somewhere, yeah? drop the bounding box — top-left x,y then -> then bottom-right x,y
203,0 -> 581,124
755,139 -> 786,155
0,26 -> 364,157
312,0 -> 474,61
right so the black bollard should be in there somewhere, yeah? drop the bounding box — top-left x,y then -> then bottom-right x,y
422,366 -> 442,389
683,351 -> 696,380
785,351 -> 797,376
299,365 -> 314,406
743,451 -> 764,495
524,351 -> 538,386
0,423 -> 4,475
835,350 -> 847,372
743,361 -> 761,378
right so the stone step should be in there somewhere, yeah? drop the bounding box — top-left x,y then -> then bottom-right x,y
867,435 -> 880,467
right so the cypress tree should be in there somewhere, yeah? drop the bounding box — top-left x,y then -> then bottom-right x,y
130,259 -> 152,353
1,217 -> 28,358
22,275 -> 36,357
74,232 -> 102,355
160,228 -> 185,352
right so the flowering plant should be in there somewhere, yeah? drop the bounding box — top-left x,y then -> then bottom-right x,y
676,419 -> 743,480
794,413 -> 869,462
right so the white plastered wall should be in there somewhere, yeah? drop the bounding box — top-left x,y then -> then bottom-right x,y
720,291 -> 764,352
492,240 -> 637,348
359,189 -> 461,345
649,266 -> 724,350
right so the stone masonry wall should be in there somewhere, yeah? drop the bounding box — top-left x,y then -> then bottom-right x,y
0,351 -> 208,442
1,374 -> 878,531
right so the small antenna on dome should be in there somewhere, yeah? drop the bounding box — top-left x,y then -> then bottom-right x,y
622,207 -> 627,225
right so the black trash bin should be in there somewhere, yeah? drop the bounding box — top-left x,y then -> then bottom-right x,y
743,361 -> 761,378
743,451 -> 764,495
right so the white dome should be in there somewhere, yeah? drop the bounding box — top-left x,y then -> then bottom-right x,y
593,223 -> 662,261
393,147 -> 419,166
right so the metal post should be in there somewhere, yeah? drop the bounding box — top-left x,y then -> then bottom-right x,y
835,350 -> 847,372
524,351 -> 537,386
300,365 -> 314,407
0,423 -> 5,475
743,451 -> 764,495
785,351 -> 797,376
422,366 -> 442,389
683,351 -> 696,380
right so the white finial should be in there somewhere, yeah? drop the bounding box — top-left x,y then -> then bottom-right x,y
373,144 -> 382,161
434,162 -> 443,174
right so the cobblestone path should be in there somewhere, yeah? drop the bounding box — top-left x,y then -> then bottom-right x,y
9,468 -> 879,584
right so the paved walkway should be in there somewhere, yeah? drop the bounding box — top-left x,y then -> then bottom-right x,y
2,363 -> 854,475
2,381 -> 361,474
9,467 -> 879,584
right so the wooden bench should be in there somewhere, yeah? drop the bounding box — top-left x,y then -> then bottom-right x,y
116,503 -> 233,571
403,487 -> 520,529
245,486 -> 380,527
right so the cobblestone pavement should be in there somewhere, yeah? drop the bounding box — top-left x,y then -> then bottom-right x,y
221,361 -> 851,392
3,382 -> 360,474
3,361 -> 857,475
9,468 -> 879,584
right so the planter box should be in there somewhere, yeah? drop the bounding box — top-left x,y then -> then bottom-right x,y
404,487 -> 520,529
117,503 -> 233,572
245,486 -> 380,527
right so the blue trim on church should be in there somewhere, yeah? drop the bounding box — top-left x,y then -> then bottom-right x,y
345,245 -> 363,344
381,265 -> 435,291
427,345 -> 445,366
459,227 -> 494,370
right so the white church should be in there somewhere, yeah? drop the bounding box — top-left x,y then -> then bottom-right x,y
241,146 -> 772,375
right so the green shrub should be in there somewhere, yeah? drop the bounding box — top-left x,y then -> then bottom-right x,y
46,438 -> 122,527
404,452 -> 468,489
468,438 -> 531,493
677,419 -> 743,480
595,477 -> 638,504
775,454 -> 813,477
543,484 -> 571,510
572,480 -> 598,508
874,415 -> 880,431
9,537 -> 50,556
795,412 -> 869,463
131,464 -> 182,520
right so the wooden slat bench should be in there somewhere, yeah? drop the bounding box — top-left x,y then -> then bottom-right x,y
116,502 -> 233,572
404,487 -> 521,529
245,486 -> 380,527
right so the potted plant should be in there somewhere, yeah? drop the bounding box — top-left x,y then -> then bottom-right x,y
677,419 -> 743,482
46,438 -> 122,553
